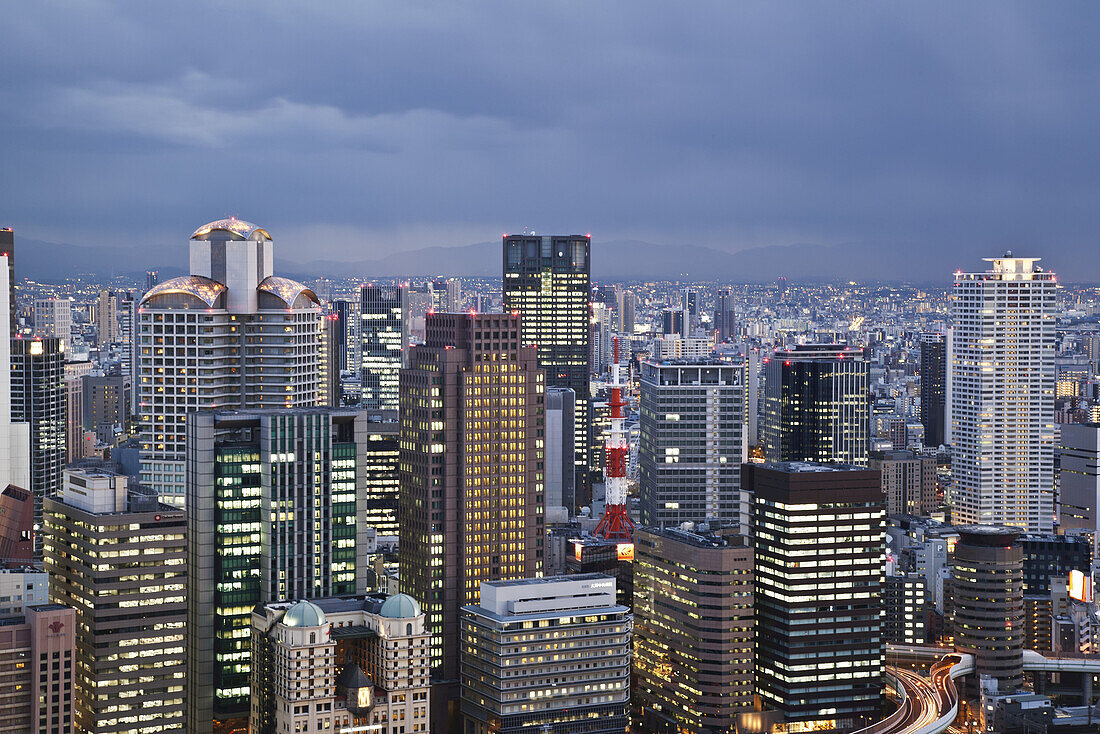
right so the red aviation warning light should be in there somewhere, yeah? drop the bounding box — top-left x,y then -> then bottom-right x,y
594,336 -> 635,541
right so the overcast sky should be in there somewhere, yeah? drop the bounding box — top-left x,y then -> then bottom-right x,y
3,2 -> 1099,266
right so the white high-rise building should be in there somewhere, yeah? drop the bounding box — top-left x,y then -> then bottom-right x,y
32,297 -> 71,348
138,219 -> 322,504
0,255 -> 31,494
950,254 -> 1056,532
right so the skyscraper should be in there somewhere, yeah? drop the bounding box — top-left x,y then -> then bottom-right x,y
618,288 -> 636,335
1058,423 -> 1100,576
186,407 -> 371,733
0,255 -> 31,497
360,285 -> 407,412
763,344 -> 869,465
639,358 -> 746,530
138,218 -> 323,504
43,468 -> 186,734
951,525 -> 1024,695
919,333 -> 946,447
503,234 -> 591,508
633,525 -> 754,733
544,386 -> 576,514
398,312 -> 544,710
0,228 -> 13,334
868,448 -> 937,516
11,336 -> 66,553
714,286 -> 735,343
362,410 -> 400,538
950,255 -> 1056,532
94,289 -> 121,345
0,602 -> 75,734
747,462 -> 885,731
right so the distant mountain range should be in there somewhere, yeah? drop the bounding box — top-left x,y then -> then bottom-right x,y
14,236 -> 1073,284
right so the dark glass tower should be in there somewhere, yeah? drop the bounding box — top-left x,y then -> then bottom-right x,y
360,285 -> 406,412
919,333 -> 946,447
186,408 -> 370,734
714,286 -> 735,342
503,234 -> 591,509
747,462 -> 885,731
763,344 -> 869,465
11,335 -> 66,554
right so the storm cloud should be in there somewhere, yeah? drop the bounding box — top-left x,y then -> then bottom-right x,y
3,1 -> 1100,270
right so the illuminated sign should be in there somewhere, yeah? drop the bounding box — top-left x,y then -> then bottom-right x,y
1069,570 -> 1093,603
616,543 -> 634,562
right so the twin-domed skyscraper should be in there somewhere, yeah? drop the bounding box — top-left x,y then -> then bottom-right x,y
138,218 -> 324,503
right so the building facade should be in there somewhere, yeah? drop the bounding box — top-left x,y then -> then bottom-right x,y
763,344 -> 869,466
747,462 -> 885,731
43,469 -> 186,733
503,234 -> 591,509
1057,422 -> 1100,579
360,285 -> 407,412
544,387 -> 576,515
32,298 -> 71,347
398,312 -> 545,701
869,449 -> 937,516
950,255 -> 1056,532
633,525 -> 753,733
714,286 -> 735,343
138,219 -> 323,504
0,603 -> 75,734
639,359 -> 746,530
460,575 -> 631,734
11,335 -> 66,552
919,333 -> 946,448
250,594 -> 430,734
186,407 -> 372,734
363,411 -> 400,538
951,525 -> 1025,694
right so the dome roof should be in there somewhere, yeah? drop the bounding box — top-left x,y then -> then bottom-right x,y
257,275 -> 319,307
139,275 -> 227,307
282,600 -> 327,628
191,218 -> 271,241
379,593 -> 421,619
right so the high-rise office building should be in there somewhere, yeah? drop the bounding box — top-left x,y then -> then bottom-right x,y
398,312 -> 544,701
33,298 -> 71,348
94,289 -> 121,345
11,336 -> 66,553
919,333 -> 946,447
319,312 -> 339,406
328,298 -> 354,374
145,270 -> 159,291
868,449 -> 937,516
951,525 -> 1025,694
64,361 -> 91,463
661,308 -> 684,337
714,286 -> 735,343
360,285 -> 407,412
186,407 -> 371,734
1018,533 -> 1091,598
503,234 -> 591,508
747,462 -> 885,731
460,576 -> 631,734
763,344 -> 869,465
250,594 -> 430,734
0,602 -> 75,734
43,469 -> 186,734
138,218 -> 323,504
950,255 -> 1056,532
0,256 -> 31,497
633,525 -> 753,733
431,277 -> 462,312
681,287 -> 698,323
0,228 -> 13,335
0,485 -> 34,565
81,374 -> 129,446
545,387 -> 576,514
363,410 -> 400,538
1059,423 -> 1100,577
618,289 -> 636,335
639,359 -> 746,530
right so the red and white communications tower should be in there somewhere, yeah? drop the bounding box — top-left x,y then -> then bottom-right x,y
594,337 -> 635,540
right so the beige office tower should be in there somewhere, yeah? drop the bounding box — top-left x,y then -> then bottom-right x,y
137,219 -> 322,504
950,255 -> 1055,532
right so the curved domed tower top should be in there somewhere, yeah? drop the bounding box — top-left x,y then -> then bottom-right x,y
189,217 -> 274,314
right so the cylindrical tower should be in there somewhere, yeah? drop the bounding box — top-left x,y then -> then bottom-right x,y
952,525 -> 1024,694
